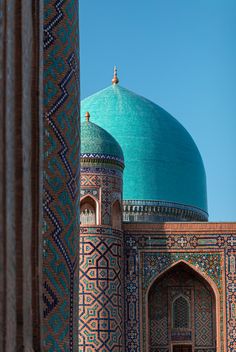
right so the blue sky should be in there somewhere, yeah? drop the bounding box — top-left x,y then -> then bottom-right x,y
80,0 -> 236,221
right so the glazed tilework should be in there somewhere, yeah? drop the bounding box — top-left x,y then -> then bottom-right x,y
81,84 -> 208,214
148,268 -> 215,350
195,285 -> 214,346
80,188 -> 99,200
43,0 -> 80,350
81,166 -> 123,177
80,172 -> 122,226
143,252 -> 222,289
80,119 -> 124,163
81,153 -> 124,164
79,159 -> 124,350
123,199 -> 208,222
124,226 -> 236,352
142,251 -> 222,352
79,228 -> 124,351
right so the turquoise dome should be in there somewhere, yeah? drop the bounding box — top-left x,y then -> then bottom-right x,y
81,118 -> 124,162
81,84 -> 208,214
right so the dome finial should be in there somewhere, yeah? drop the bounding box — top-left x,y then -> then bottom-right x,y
85,111 -> 90,123
112,66 -> 119,85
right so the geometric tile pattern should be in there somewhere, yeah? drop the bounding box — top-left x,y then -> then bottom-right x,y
143,252 -> 222,289
124,228 -> 236,352
81,166 -> 123,178
80,169 -> 122,226
149,285 -> 168,347
43,1 -> 80,350
172,295 -> 190,329
79,229 -> 124,351
141,252 -> 221,351
195,285 -> 214,347
124,237 -> 140,352
227,248 -> 236,352
81,152 -> 124,164
81,188 -> 99,200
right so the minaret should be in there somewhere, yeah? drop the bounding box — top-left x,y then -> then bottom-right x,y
79,113 -> 125,351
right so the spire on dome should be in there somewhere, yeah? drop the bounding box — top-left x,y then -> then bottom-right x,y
85,111 -> 90,122
112,66 -> 119,85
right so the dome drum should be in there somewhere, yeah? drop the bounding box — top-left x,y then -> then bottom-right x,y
123,200 -> 208,222
80,152 -> 124,170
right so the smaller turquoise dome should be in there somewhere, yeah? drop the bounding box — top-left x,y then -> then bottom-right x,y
81,118 -> 124,163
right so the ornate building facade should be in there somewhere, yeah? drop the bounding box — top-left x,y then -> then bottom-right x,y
1,1 -> 235,349
79,69 -> 236,352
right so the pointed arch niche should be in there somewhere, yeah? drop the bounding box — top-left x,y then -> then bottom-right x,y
112,200 -> 122,230
146,261 -> 220,352
80,195 -> 98,225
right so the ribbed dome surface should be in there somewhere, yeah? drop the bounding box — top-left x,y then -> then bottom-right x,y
81,84 -> 208,214
81,120 -> 124,162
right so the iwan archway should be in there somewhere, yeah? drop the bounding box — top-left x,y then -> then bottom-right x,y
147,262 -> 218,352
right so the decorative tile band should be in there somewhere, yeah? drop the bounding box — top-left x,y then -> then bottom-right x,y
81,166 -> 123,177
123,199 -> 208,222
81,152 -> 124,169
43,0 -> 80,350
80,226 -> 123,238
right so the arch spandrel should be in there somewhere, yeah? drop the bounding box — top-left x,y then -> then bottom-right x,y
143,253 -> 222,291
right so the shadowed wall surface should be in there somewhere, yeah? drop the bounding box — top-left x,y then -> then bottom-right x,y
0,0 -> 43,350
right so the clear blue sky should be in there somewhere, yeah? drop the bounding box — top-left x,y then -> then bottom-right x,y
80,0 -> 236,222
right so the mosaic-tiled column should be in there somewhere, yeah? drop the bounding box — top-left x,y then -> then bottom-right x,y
43,1 -> 80,350
79,149 -> 125,351
1,0 -> 80,350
